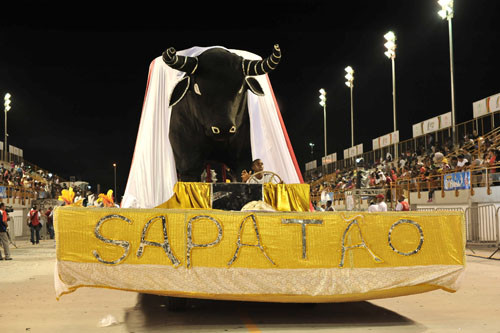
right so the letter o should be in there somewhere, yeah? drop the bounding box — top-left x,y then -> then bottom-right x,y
388,219 -> 424,256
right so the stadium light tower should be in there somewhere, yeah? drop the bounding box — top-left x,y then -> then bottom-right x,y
438,0 -> 456,145
309,142 -> 315,157
319,88 -> 327,159
4,93 -> 11,162
384,31 -> 398,157
345,66 -> 354,147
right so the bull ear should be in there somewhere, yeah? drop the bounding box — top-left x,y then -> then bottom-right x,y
169,76 -> 190,107
245,77 -> 265,96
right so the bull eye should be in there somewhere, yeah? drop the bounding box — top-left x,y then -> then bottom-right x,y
211,126 -> 220,134
229,126 -> 236,133
194,83 -> 201,95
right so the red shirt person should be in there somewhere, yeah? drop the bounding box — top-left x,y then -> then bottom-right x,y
27,206 -> 42,245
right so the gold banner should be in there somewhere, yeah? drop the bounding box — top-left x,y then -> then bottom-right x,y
55,208 -> 464,269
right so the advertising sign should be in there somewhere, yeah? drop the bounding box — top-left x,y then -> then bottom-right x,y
0,186 -> 7,199
489,93 -> 500,112
412,123 -> 423,138
440,112 -> 452,129
305,160 -> 317,171
473,99 -> 488,118
423,117 -> 439,134
380,133 -> 391,147
321,153 -> 337,165
349,146 -> 357,157
444,171 -> 471,191
391,131 -> 399,144
356,144 -> 363,156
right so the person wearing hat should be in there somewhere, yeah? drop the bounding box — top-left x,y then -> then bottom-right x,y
376,194 -> 387,212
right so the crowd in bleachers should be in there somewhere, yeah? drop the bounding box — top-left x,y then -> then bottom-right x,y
309,131 -> 500,203
0,161 -> 67,200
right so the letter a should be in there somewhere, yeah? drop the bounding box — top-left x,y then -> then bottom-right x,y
137,216 -> 180,267
228,214 -> 275,267
339,215 -> 383,268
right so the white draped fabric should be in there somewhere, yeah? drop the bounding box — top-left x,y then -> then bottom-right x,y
122,46 -> 302,208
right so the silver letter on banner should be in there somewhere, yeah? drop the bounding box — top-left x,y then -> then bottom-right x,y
137,215 -> 180,267
228,214 -> 275,267
93,214 -> 132,265
281,218 -> 323,259
339,215 -> 383,268
186,215 -> 223,268
388,219 -> 424,256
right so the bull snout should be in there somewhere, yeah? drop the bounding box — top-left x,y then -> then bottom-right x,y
210,125 -> 237,135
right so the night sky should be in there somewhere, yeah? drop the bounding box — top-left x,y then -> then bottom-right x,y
1,1 -> 499,197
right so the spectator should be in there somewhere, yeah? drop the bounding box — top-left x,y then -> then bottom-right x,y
395,195 -> 410,211
45,207 -> 54,240
325,200 -> 335,211
27,205 -> 42,245
376,194 -> 388,212
0,203 -> 12,260
367,199 -> 378,212
461,149 -> 472,164
457,154 -> 468,169
450,156 -> 458,170
470,158 -> 483,187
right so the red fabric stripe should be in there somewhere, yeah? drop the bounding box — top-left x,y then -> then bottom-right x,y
265,75 -> 304,183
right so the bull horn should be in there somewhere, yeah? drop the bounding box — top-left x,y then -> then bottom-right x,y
242,44 -> 281,76
162,47 -> 199,75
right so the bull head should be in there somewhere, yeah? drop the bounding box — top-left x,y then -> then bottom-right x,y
163,45 -> 281,107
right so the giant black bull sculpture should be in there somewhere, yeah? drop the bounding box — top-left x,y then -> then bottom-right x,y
162,45 -> 281,182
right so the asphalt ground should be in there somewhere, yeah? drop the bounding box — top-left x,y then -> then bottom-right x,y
0,238 -> 499,332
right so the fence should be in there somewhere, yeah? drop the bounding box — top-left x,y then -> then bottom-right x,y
465,205 -> 499,245
0,185 -> 36,206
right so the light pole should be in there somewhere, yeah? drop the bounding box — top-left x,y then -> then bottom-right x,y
438,0 -> 456,146
384,31 -> 398,158
112,163 -> 117,203
4,93 -> 11,162
319,89 -> 327,159
309,142 -> 315,158
345,66 -> 354,148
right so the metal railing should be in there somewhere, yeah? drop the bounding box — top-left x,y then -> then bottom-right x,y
465,205 -> 498,245
0,185 -> 36,206
311,163 -> 499,204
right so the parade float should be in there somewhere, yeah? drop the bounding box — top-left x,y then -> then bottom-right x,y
54,45 -> 465,304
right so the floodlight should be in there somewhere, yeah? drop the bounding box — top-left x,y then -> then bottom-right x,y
384,31 -> 395,41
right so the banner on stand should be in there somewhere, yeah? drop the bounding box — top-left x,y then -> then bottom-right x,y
305,160 -> 317,171
373,131 -> 399,149
412,112 -> 452,138
473,92 -> 500,118
444,171 -> 471,191
322,153 -> 337,166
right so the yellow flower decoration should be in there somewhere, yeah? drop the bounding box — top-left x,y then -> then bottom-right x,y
58,187 -> 83,207
97,189 -> 115,207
